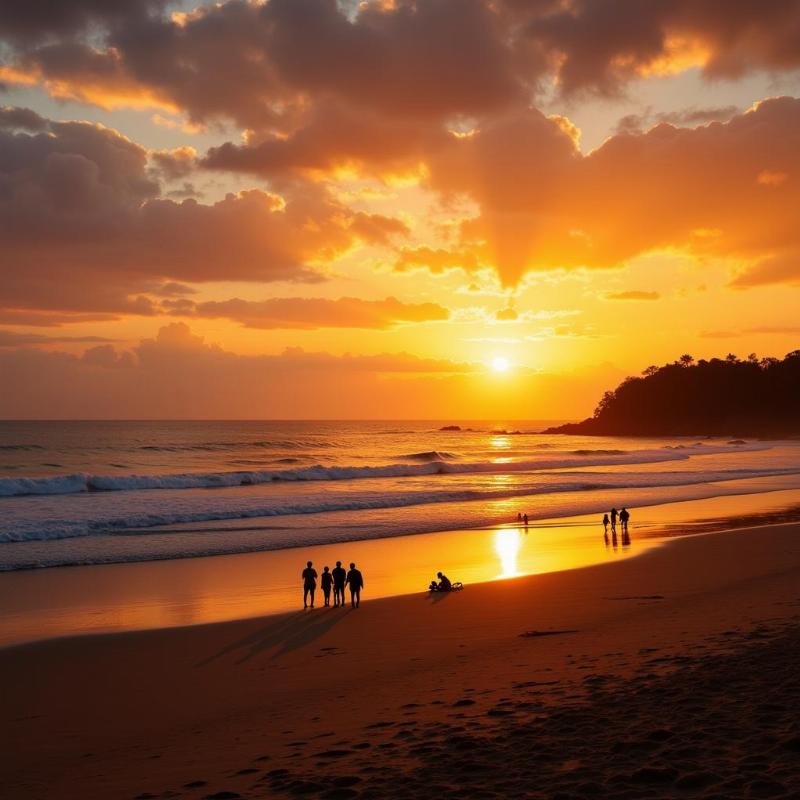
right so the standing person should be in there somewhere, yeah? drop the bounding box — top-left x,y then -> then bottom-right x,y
302,560 -> 318,609
517,512 -> 522,523
620,507 -> 630,533
610,507 -> 618,531
523,513 -> 529,527
602,513 -> 609,535
320,566 -> 333,607
331,560 -> 346,608
345,562 -> 364,608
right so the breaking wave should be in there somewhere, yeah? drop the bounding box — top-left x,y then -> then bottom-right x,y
0,443 -> 769,498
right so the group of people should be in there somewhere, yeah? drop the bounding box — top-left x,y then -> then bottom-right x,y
516,512 -> 529,526
602,506 -> 632,545
603,506 -> 631,533
301,560 -> 364,609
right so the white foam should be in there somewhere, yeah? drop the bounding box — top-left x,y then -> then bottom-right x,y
0,443 -> 764,497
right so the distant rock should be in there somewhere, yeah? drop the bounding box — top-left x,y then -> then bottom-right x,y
439,425 -> 461,431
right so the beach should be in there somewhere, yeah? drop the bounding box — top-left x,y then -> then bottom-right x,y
3,518 -> 799,800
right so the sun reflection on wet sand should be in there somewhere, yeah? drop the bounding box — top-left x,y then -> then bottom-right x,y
494,528 -> 522,578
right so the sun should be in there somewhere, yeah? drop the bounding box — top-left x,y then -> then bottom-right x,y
491,356 -> 511,373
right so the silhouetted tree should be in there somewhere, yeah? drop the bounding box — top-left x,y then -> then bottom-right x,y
546,350 -> 800,436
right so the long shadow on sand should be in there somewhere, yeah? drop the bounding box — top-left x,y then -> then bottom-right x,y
196,609 -> 348,667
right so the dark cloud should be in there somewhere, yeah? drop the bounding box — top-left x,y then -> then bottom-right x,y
524,0 -> 800,96
0,113 -> 409,317
0,105 -> 48,130
2,0 -> 800,129
260,0 -> 522,119
0,0 -> 167,43
203,100 -> 450,178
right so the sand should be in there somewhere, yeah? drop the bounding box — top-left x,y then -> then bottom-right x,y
2,522 -> 800,800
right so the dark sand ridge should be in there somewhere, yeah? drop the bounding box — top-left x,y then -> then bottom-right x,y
1,520 -> 799,800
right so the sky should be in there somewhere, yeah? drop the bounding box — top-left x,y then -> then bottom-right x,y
1,0 -> 799,419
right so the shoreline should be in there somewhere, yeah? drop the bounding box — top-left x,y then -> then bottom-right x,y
3,485 -> 800,648
2,519 -> 799,799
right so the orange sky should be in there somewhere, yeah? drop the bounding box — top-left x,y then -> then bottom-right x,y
1,0 -> 800,418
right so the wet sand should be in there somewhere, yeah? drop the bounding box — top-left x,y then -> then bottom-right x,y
2,486 -> 800,647
2,520 -> 800,800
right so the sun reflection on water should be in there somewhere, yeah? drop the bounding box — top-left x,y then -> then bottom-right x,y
494,528 -> 522,578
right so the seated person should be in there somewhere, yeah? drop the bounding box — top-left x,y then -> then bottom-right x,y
436,571 -> 452,591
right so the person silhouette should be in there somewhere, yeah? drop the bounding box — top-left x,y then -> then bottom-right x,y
523,513 -> 529,527
345,562 -> 364,608
602,513 -> 609,535
320,566 -> 333,607
332,560 -> 346,608
620,507 -> 630,534
610,507 -> 618,531
436,571 -> 452,591
302,560 -> 317,609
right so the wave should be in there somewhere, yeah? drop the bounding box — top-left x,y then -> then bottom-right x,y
2,465 -> 799,546
400,451 -> 459,461
571,449 -> 626,456
0,444 -> 44,451
137,438 -> 337,452
0,443 -> 770,498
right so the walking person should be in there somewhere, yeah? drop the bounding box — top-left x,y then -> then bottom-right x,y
332,560 -> 346,608
620,507 -> 630,534
345,562 -> 364,608
610,507 -> 618,531
302,560 -> 318,609
602,513 -> 609,535
320,566 -> 333,607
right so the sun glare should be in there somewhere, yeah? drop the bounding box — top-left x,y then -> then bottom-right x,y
491,356 -> 510,373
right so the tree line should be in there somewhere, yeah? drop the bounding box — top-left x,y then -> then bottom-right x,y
546,350 -> 800,436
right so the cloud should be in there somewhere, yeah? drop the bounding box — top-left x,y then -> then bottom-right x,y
4,0 -> 800,126
0,105 -> 48,130
394,246 -> 484,274
149,145 -> 197,180
0,112 -> 408,317
615,105 -> 740,134
213,96 -> 800,289
169,296 -> 450,330
730,250 -> 800,288
0,330 -> 115,347
524,0 -> 800,96
603,290 -> 660,301
422,97 -> 800,286
0,323 -> 612,419
0,0 -> 166,44
701,324 -> 800,338
495,306 -> 518,321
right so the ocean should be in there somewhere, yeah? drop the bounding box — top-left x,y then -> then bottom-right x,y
2,420 -> 800,571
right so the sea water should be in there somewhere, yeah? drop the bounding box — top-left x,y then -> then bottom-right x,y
1,420 -> 799,570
